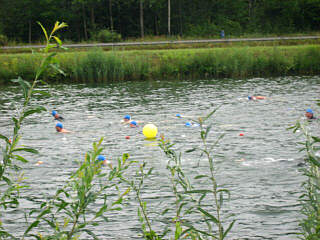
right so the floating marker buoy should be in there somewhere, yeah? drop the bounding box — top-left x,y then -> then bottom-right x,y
125,136 -> 130,139
185,122 -> 192,127
239,133 -> 244,136
143,124 -> 158,139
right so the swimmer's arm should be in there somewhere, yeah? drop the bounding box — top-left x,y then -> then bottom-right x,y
61,129 -> 72,133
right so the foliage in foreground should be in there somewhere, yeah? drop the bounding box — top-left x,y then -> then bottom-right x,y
290,101 -> 320,239
24,140 -> 132,239
125,109 -> 235,239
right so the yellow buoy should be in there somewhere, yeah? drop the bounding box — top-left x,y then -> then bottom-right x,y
143,124 -> 158,139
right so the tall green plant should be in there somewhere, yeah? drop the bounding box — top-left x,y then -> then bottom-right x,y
127,109 -> 235,239
290,102 -> 320,240
24,139 -> 132,239
0,21 -> 67,238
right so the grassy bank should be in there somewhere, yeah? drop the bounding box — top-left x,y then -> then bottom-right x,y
0,44 -> 320,84
1,38 -> 320,55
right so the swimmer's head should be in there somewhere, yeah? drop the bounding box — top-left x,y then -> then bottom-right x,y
306,109 -> 313,114
52,110 -> 57,116
248,96 -> 252,100
130,121 -> 137,127
97,155 -> 105,162
124,115 -> 131,122
55,122 -> 63,132
176,114 -> 182,118
305,109 -> 314,119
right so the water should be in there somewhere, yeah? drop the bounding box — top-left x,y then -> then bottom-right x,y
1,76 -> 320,239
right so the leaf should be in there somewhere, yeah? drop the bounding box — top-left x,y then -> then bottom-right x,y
37,22 -> 48,42
185,148 -> 197,153
13,155 -> 28,163
175,221 -> 182,240
32,90 -> 51,97
53,36 -> 62,46
312,136 -> 320,143
24,220 -> 40,235
22,106 -> 47,119
95,205 -> 107,218
307,155 -> 320,168
49,63 -> 66,76
11,77 -> 30,99
12,148 -> 39,154
194,175 -> 208,180
37,208 -> 51,219
222,220 -> 236,239
198,207 -> 219,224
2,176 -> 12,185
202,106 -> 221,122
161,208 -> 170,215
185,190 -> 212,194
82,229 -> 98,240
0,134 -> 10,144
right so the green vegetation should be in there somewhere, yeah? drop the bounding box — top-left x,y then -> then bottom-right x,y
0,0 -> 319,43
290,102 -> 320,239
1,45 -> 320,84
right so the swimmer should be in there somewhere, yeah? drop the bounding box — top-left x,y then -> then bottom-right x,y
52,110 -> 64,121
130,121 -> 138,128
305,109 -> 316,119
55,122 -> 71,133
248,96 -> 267,100
97,155 -> 110,166
122,115 -> 143,125
123,115 -> 131,123
185,122 -> 200,127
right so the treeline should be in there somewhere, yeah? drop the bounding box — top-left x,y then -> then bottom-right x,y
0,0 -> 319,43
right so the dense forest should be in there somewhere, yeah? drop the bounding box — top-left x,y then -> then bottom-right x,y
0,0 -> 319,43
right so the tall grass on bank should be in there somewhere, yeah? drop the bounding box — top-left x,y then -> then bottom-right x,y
290,103 -> 320,239
0,45 -> 320,84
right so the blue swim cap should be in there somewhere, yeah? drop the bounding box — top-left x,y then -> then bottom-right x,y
97,155 -> 105,162
52,110 -> 57,116
56,122 -> 63,128
130,121 -> 137,126
124,115 -> 131,120
306,109 -> 313,114
185,122 -> 192,127
248,96 -> 252,100
176,114 -> 181,117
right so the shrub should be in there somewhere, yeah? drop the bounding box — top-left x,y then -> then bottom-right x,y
0,34 -> 8,46
97,29 -> 122,43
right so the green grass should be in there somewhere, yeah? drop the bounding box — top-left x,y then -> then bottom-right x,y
0,44 -> 319,84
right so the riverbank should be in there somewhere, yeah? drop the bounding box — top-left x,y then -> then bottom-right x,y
0,44 -> 319,84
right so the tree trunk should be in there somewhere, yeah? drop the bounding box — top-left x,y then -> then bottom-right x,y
82,3 -> 88,40
168,0 -> 171,36
91,6 -> 95,28
140,0 -> 144,38
179,0 -> 183,35
28,20 -> 32,44
109,0 -> 114,31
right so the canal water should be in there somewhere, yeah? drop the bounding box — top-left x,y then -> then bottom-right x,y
0,76 -> 319,239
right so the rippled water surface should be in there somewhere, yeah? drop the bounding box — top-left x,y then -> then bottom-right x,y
1,76 -> 320,239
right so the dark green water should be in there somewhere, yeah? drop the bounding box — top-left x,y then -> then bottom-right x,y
1,76 -> 320,239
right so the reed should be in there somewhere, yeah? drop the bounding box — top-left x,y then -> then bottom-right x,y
290,102 -> 320,239
0,45 -> 320,84
124,109 -> 235,239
